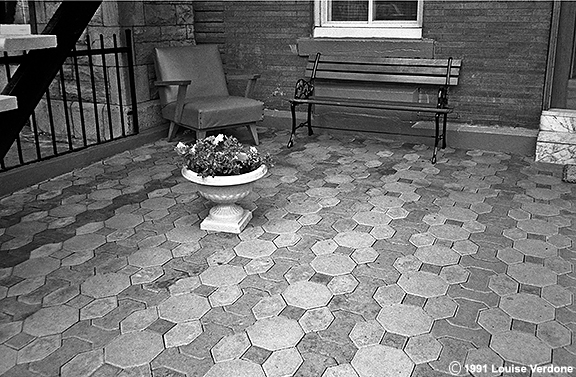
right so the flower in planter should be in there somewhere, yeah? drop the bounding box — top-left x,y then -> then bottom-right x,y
175,134 -> 272,178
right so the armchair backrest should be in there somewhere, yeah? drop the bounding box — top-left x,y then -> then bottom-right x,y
154,45 -> 229,105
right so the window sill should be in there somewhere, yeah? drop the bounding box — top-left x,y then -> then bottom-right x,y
313,27 -> 422,39
296,37 -> 434,58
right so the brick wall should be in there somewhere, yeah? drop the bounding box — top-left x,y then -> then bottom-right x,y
198,0 -> 553,130
424,1 -> 552,129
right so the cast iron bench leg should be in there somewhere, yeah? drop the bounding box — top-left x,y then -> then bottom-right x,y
287,102 -> 297,148
432,112 -> 440,164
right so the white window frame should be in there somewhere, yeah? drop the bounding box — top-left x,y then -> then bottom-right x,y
314,0 -> 423,39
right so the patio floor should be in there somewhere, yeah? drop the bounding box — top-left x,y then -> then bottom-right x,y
0,126 -> 575,377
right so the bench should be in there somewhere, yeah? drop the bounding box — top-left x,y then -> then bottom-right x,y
288,53 -> 462,163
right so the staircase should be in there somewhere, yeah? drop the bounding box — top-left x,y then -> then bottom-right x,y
0,1 -> 102,160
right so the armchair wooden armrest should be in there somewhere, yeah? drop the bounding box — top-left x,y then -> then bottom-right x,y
154,80 -> 191,123
226,74 -> 261,98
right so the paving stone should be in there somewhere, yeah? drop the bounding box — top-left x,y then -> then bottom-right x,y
393,255 -> 422,274
13,257 -> 60,279
0,344 -> 18,375
127,247 -> 172,268
404,333 -> 443,364
322,363 -> 359,377
348,320 -> 384,348
120,308 -> 159,333
158,293 -> 210,323
81,273 -> 130,298
351,344 -> 414,377
80,297 -> 118,320
246,316 -> 304,351
17,334 -> 60,363
541,284 -> 573,308
104,330 -> 164,368
164,320 -> 202,348
252,294 -> 287,320
477,308 -> 512,334
440,265 -> 470,285
397,271 -> 449,298
282,280 -> 333,309
234,239 -> 277,259
327,274 -> 359,295
263,347 -> 303,377
536,321 -> 572,348
464,347 -> 503,377
414,245 -> 460,266
490,330 -> 551,366
376,304 -> 433,337
333,231 -> 375,249
204,359 -> 265,377
23,305 -> 78,337
311,253 -> 357,276
61,349 -> 103,377
210,331 -> 250,362
488,273 -> 519,296
200,265 -> 247,287
299,307 -> 334,333
513,239 -> 557,258
507,263 -> 557,287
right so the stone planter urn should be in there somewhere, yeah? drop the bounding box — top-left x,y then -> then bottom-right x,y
181,165 -> 267,233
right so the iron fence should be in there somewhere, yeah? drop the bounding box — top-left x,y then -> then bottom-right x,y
0,29 -> 138,172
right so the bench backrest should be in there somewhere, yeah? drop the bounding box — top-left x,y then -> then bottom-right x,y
304,55 -> 461,86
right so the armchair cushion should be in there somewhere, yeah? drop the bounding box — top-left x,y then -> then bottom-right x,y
162,96 -> 264,130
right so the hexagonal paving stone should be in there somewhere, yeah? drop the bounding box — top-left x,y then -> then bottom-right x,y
62,233 -> 106,252
127,247 -> 172,268
299,307 -> 334,333
439,206 -> 478,222
282,280 -> 333,309
491,330 -> 551,366
158,293 -> 210,323
349,320 -> 385,348
352,211 -> 392,226
18,334 -> 61,363
262,219 -> 302,234
414,245 -> 460,266
310,253 -> 357,276
246,316 -> 304,351
61,349 -> 103,377
263,347 -> 303,377
507,263 -> 557,287
104,330 -> 164,368
81,273 -> 130,298
245,257 -> 275,275
311,239 -> 338,255
205,359 -> 265,377
499,293 -> 555,324
23,305 -> 78,336
351,344 -> 414,377
513,239 -> 557,258
404,333 -> 443,364
376,304 -> 433,337
80,297 -> 118,320
397,271 -> 449,298
334,231 -> 375,249
200,265 -> 247,287
477,308 -> 512,334
351,247 -> 378,264
369,195 -> 405,209
234,239 -> 277,259
211,332 -> 251,362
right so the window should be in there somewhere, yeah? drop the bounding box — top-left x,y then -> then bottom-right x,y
314,0 -> 423,39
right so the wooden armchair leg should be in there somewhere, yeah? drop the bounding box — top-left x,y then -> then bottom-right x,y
168,122 -> 179,141
247,124 -> 259,145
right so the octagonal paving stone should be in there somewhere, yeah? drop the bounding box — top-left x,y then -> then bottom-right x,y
298,307 -> 334,333
536,321 -> 572,348
205,359 -> 265,377
104,213 -> 143,230
23,305 -> 78,336
499,293 -> 555,324
428,224 -> 470,242
491,330 -> 551,366
327,274 -> 359,295
282,280 -> 333,309
513,239 -> 557,259
439,206 -> 478,222
234,239 -> 277,259
158,293 -> 210,323
404,333 -> 443,364
62,233 -> 106,252
211,332 -> 251,362
351,344 -> 414,377
81,272 -> 131,298
263,347 -> 303,377
349,320 -> 385,348
541,285 -> 573,308
517,219 -> 558,236
246,316 -> 304,351
376,304 -> 433,337
104,330 -> 164,368
262,219 -> 302,234
334,231 -> 375,249
477,308 -> 512,334
507,263 -> 557,287
352,210 -> 392,226
200,265 -> 247,287
17,334 -> 61,363
127,247 -> 172,268
397,271 -> 449,298
368,195 -> 405,210
13,256 -> 60,278
311,253 -> 357,276
414,245 -> 460,266
252,294 -> 287,319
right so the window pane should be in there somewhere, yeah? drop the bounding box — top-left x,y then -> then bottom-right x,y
374,1 -> 417,21
331,0 -> 368,21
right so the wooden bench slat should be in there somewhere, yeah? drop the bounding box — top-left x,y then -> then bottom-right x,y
291,96 -> 452,113
305,62 -> 460,77
311,55 -> 462,68
308,70 -> 459,86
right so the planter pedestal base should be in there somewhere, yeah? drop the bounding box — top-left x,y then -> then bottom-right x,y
200,204 -> 252,234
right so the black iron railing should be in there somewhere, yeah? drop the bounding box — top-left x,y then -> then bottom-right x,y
0,29 -> 138,172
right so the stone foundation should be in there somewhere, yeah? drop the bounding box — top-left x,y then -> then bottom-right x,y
536,109 -> 576,164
